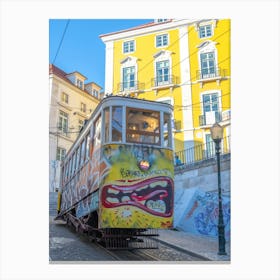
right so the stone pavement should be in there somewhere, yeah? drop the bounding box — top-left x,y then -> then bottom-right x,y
157,229 -> 230,262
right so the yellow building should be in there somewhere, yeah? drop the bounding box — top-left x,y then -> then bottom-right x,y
100,19 -> 230,162
49,64 -> 101,192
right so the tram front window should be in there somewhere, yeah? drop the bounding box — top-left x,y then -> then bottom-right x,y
126,108 -> 160,145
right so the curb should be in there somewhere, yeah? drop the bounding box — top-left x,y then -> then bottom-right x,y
154,238 -> 212,261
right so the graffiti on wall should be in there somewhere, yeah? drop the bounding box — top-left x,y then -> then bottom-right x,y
177,189 -> 230,240
100,144 -> 174,229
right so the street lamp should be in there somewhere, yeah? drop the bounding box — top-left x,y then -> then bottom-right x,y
210,122 -> 227,255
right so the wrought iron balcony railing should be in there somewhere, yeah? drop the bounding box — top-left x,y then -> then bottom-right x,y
151,75 -> 179,88
196,67 -> 227,80
118,81 -> 145,92
175,136 -> 231,166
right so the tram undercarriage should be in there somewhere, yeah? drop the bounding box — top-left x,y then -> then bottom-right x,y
62,211 -> 159,250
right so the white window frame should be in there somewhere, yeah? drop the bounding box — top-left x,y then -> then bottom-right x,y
153,50 -> 172,87
199,24 -> 213,39
200,90 -> 222,125
56,147 -> 66,161
123,40 -> 135,54
77,79 -> 84,89
120,56 -> 138,92
122,66 -> 136,91
58,110 -> 68,135
197,41 -> 218,80
155,33 -> 169,48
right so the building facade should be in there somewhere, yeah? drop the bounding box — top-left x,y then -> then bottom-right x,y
100,19 -> 230,159
49,64 -> 101,192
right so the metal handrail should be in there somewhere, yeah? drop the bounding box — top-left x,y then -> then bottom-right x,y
175,136 -> 231,166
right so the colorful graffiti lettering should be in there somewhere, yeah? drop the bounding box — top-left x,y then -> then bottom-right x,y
100,144 -> 174,229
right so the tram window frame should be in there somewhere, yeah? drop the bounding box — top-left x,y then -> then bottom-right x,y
94,114 -> 101,148
86,133 -> 90,160
126,107 -> 161,145
112,106 -> 123,142
80,139 -> 86,166
104,107 -> 110,143
76,146 -> 81,171
163,112 -> 172,148
72,152 -> 76,175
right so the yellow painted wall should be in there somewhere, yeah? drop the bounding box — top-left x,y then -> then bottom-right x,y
188,19 -> 231,145
111,28 -> 186,152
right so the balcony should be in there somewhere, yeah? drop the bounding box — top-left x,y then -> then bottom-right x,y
118,81 -> 145,93
196,68 -> 228,87
151,75 -> 179,90
199,111 -> 221,127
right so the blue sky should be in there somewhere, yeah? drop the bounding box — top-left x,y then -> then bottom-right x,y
49,19 -> 153,91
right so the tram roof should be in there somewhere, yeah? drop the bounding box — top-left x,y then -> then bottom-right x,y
62,95 -> 173,162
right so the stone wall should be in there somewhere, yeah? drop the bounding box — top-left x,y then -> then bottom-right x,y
173,154 -> 231,240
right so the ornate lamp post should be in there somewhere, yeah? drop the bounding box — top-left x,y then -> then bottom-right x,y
210,122 -> 227,255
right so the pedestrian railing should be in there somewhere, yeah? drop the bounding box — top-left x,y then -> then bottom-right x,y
175,136 -> 231,166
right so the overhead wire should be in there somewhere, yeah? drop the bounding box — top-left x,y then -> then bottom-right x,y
109,24 -> 230,94
52,19 -> 70,64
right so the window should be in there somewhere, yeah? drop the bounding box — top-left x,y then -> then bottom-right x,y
80,139 -> 86,166
94,115 -> 101,148
77,79 -> 83,89
58,111 -> 68,135
163,113 -> 172,148
56,147 -> 66,161
202,92 -> 220,125
71,153 -> 76,175
61,92 -> 69,104
156,60 -> 170,86
81,103 -> 86,113
123,40 -> 135,53
86,133 -> 90,159
156,34 -> 168,47
199,25 -> 212,38
104,107 -> 110,143
112,106 -> 122,142
200,52 -> 216,79
76,147 -> 81,171
122,66 -> 135,90
93,89 -> 99,98
205,134 -> 215,157
126,108 -> 160,145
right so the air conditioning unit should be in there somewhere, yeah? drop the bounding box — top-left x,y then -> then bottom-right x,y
205,111 -> 216,124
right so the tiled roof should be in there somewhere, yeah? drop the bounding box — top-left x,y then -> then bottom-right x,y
49,64 -> 72,84
49,64 -> 100,100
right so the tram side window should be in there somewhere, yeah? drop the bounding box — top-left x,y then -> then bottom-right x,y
164,113 -> 172,148
126,108 -> 160,145
94,115 -> 101,148
64,162 -> 68,182
72,152 -> 76,175
86,133 -> 90,159
112,106 -> 122,142
104,108 -> 110,143
80,139 -> 86,166
76,146 -> 81,171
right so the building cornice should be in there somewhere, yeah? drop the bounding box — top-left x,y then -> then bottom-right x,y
100,19 -> 200,43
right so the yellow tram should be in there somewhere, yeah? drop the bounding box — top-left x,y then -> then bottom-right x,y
56,95 -> 174,248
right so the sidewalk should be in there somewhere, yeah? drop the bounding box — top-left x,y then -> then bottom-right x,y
157,229 -> 230,262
